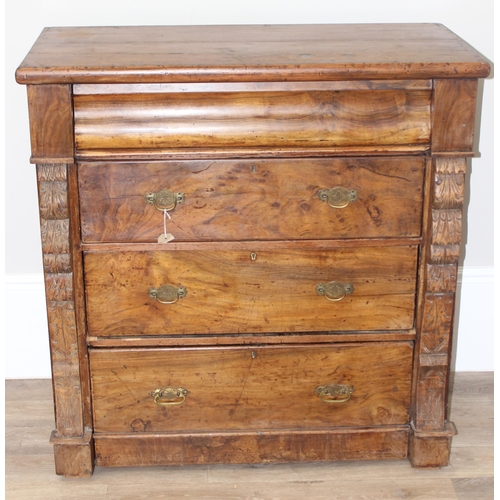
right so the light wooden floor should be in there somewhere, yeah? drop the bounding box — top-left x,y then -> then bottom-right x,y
5,372 -> 493,500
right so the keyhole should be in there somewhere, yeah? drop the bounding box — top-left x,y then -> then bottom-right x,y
251,164 -> 257,173
251,351 -> 257,359
250,252 -> 257,261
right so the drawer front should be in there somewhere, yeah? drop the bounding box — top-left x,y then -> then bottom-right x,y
84,245 -> 417,336
74,90 -> 430,152
79,157 -> 425,243
90,343 -> 413,433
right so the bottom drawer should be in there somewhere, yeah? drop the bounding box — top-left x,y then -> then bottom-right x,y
90,342 -> 413,433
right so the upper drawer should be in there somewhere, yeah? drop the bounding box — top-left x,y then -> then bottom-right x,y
78,157 -> 425,243
73,89 -> 431,152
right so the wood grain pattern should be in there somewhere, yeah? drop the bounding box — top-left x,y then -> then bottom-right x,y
94,427 -> 409,467
415,367 -> 448,429
27,86 -> 74,162
420,295 -> 454,355
84,245 -> 418,336
432,80 -> 478,153
452,478 -> 494,500
90,343 -> 413,433
15,24 -> 490,84
78,157 -> 425,243
74,90 -> 431,152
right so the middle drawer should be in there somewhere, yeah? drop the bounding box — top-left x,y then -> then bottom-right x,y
84,244 -> 417,337
78,157 -> 425,243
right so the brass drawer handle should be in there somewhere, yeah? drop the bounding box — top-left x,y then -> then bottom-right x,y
315,384 -> 354,404
148,284 -> 187,304
145,189 -> 185,211
316,281 -> 354,301
149,387 -> 189,406
318,187 -> 358,208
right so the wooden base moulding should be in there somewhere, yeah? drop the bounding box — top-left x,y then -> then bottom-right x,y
94,427 -> 410,467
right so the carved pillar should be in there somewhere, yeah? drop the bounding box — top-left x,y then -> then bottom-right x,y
36,163 -> 93,477
409,157 -> 466,467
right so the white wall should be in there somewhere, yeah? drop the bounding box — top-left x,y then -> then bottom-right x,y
4,0 -> 494,377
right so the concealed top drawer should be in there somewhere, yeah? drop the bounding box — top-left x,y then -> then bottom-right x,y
73,89 -> 431,152
78,157 -> 425,243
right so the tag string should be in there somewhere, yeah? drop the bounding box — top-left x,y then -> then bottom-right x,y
163,209 -> 171,237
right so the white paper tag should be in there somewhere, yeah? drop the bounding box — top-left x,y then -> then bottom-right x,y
158,209 -> 175,243
158,233 -> 175,244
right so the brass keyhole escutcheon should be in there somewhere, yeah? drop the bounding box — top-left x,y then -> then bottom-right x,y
250,252 -> 257,261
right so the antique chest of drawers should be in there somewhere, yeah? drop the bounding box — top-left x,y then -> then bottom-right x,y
16,24 -> 490,477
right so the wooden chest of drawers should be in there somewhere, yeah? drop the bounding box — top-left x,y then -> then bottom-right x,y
16,24 -> 490,477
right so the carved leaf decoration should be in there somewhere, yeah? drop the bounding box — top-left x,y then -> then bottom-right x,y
426,264 -> 458,293
431,209 -> 462,245
45,273 -> 74,301
37,164 -> 67,182
429,244 -> 460,264
43,253 -> 72,274
434,173 -> 464,209
435,157 -> 467,175
39,180 -> 69,220
40,219 -> 70,255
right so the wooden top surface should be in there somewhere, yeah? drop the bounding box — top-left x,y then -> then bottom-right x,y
16,24 -> 490,84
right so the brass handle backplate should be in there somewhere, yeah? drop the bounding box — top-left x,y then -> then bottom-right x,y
148,284 -> 187,304
315,384 -> 354,404
149,387 -> 189,406
316,281 -> 354,301
318,187 -> 358,208
145,189 -> 185,211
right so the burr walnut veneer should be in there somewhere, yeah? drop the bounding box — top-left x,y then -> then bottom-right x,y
16,24 -> 490,477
